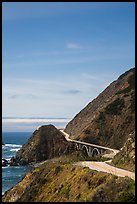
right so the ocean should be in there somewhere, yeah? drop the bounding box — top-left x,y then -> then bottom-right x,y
2,118 -> 70,195
2,132 -> 32,195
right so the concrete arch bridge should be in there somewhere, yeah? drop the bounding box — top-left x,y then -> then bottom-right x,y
60,130 -> 119,158
75,142 -> 112,157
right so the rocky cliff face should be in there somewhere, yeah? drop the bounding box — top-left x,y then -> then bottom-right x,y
15,125 -> 75,165
112,131 -> 135,171
65,68 -> 135,149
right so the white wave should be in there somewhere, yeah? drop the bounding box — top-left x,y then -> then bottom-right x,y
10,148 -> 20,152
3,158 -> 11,162
5,144 -> 22,148
2,166 -> 9,169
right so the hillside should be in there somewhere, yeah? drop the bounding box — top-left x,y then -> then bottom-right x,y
2,153 -> 135,202
111,131 -> 135,172
15,124 -> 75,165
65,68 -> 135,149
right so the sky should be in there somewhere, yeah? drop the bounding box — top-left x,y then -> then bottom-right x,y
2,2 -> 135,119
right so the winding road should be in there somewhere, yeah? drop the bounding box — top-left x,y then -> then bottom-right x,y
60,129 -> 135,180
60,130 -> 119,156
79,161 -> 135,180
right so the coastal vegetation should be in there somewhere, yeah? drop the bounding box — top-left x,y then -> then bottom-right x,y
104,98 -> 125,115
2,153 -> 135,202
112,132 -> 135,172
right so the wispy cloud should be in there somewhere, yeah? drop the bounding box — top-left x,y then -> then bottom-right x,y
64,89 -> 81,94
67,43 -> 81,49
3,74 -> 117,119
9,95 -> 18,99
9,94 -> 37,99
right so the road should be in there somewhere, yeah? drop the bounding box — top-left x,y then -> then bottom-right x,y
77,161 -> 135,180
60,130 -> 119,155
60,129 -> 135,180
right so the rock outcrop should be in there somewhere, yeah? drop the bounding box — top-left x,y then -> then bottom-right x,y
2,159 -> 9,167
112,131 -> 135,171
15,125 -> 75,165
2,157 -> 19,167
65,68 -> 135,149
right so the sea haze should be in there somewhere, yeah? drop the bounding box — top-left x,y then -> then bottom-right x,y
2,117 -> 71,132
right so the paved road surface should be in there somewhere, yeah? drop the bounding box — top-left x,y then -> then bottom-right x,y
77,161 -> 135,180
60,130 -> 119,155
60,129 -> 135,180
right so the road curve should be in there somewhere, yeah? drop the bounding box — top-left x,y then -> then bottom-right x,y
60,129 -> 135,180
60,130 -> 119,155
77,161 -> 135,180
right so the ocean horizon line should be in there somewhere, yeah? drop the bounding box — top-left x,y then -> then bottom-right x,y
2,118 -> 71,123
2,117 -> 71,119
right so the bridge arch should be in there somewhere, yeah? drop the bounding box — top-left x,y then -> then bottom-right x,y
91,148 -> 100,157
75,143 -> 110,158
75,143 -> 79,150
81,145 -> 89,156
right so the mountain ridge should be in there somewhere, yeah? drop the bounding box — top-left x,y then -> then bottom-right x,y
65,67 -> 135,149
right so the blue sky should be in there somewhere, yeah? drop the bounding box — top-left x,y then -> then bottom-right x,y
2,2 -> 135,119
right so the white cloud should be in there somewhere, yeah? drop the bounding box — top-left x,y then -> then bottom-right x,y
67,43 -> 81,49
64,90 -> 81,94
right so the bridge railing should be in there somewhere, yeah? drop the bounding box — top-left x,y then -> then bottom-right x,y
60,130 -> 119,156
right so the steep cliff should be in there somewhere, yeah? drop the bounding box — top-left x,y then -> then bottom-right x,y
2,154 -> 135,202
65,68 -> 135,149
15,125 -> 75,165
112,131 -> 135,171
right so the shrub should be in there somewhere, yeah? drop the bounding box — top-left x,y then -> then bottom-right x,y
59,185 -> 71,199
84,129 -> 91,135
95,112 -> 105,123
105,98 -> 125,115
54,166 -> 62,175
83,137 -> 99,145
118,191 -> 135,202
116,70 -> 135,95
130,92 -> 135,113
